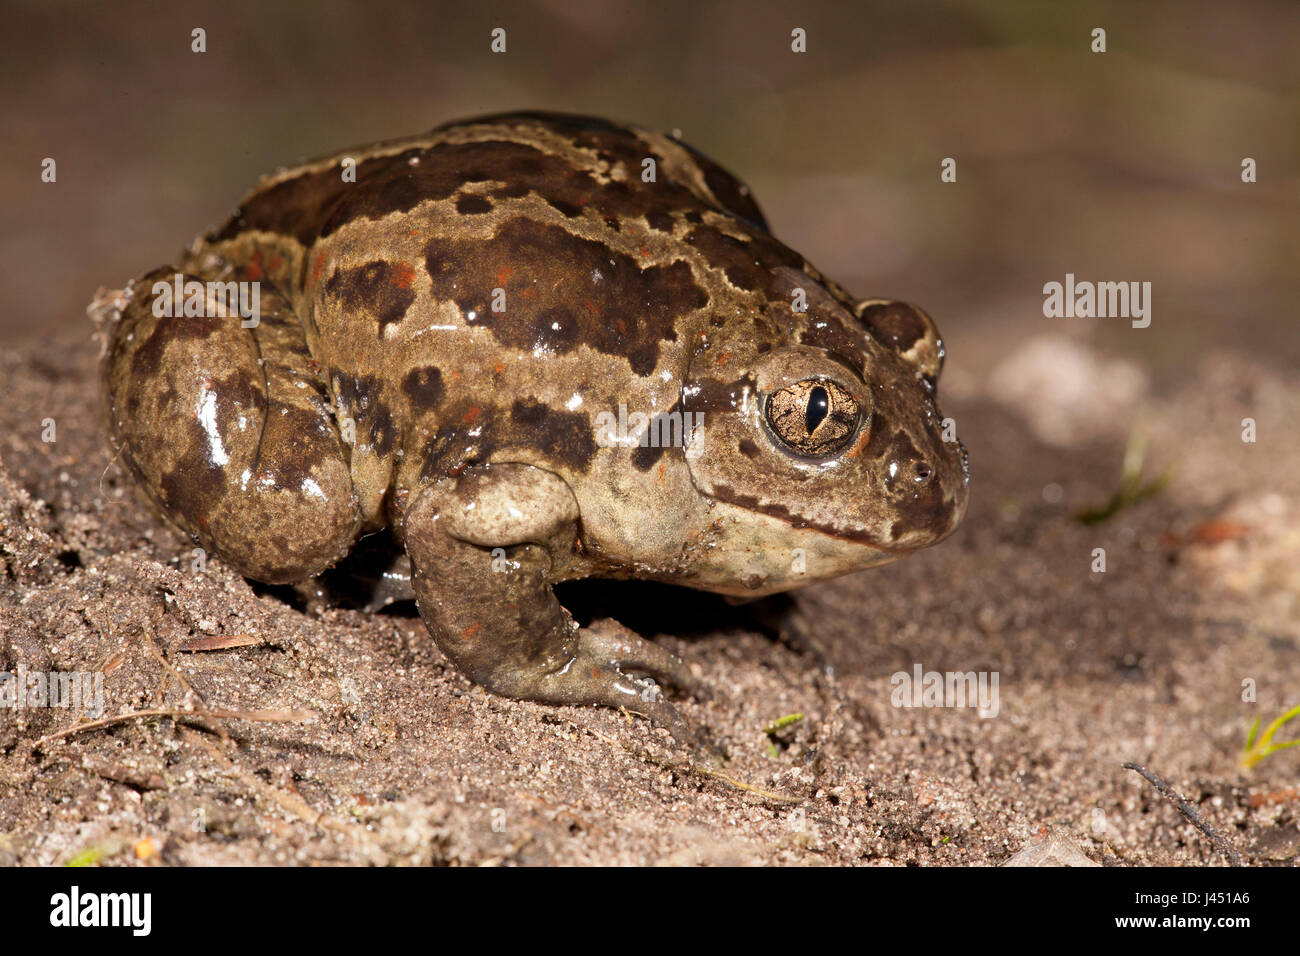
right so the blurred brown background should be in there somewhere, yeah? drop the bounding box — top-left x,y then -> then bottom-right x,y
3,0 -> 1297,389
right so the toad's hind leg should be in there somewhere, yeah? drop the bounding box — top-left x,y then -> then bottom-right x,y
403,463 -> 703,744
102,264 -> 361,582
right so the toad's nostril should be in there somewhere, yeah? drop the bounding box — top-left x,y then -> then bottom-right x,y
914,463 -> 933,483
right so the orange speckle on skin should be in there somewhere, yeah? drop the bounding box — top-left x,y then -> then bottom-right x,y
715,351 -> 731,366
461,623 -> 482,640
312,252 -> 325,282
462,405 -> 482,423
244,250 -> 264,281
393,263 -> 416,289
637,246 -> 650,258
521,287 -> 537,300
494,362 -> 505,375
496,265 -> 516,287
451,369 -> 463,383
267,255 -> 284,273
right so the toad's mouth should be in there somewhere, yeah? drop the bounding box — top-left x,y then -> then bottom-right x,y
702,481 -> 944,553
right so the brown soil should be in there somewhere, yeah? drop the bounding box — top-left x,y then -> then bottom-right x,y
1,330 -> 1296,866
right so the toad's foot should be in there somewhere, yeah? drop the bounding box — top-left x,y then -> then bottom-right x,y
403,463 -> 710,748
499,620 -> 701,747
580,617 -> 700,695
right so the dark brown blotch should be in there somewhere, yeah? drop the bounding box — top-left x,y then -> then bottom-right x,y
889,486 -> 950,541
325,260 -> 416,336
334,371 -> 395,459
157,418 -> 231,531
419,418 -> 488,482
401,366 -> 445,409
424,217 -> 706,376
676,139 -> 769,229
259,404 -> 328,489
128,311 -> 227,381
631,442 -> 667,471
367,401 -> 396,457
508,399 -> 596,471
684,225 -> 801,296
859,302 -> 928,354
683,374 -> 756,415
213,368 -> 263,413
629,403 -> 689,472
455,193 -> 494,215
646,210 -> 674,233
527,306 -> 583,352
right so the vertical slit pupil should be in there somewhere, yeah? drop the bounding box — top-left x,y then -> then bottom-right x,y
805,385 -> 829,434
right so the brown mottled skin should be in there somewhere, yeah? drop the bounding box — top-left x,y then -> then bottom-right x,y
97,111 -> 969,744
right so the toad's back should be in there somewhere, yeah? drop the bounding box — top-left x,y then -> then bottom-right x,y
192,112 -> 803,532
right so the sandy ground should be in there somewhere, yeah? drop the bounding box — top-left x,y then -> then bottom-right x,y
0,328 -> 1297,867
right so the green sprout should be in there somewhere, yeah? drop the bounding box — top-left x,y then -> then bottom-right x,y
1240,704 -> 1300,770
1073,432 -> 1172,526
763,713 -> 804,758
763,713 -> 804,735
65,845 -> 109,867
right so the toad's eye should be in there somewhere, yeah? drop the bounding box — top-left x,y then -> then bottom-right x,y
764,379 -> 863,459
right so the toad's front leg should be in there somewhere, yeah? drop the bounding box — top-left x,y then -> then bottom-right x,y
402,463 -> 701,743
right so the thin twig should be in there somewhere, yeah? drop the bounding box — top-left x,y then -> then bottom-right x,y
80,756 -> 166,791
178,633 -> 261,652
139,619 -> 231,743
31,706 -> 313,750
1123,762 -> 1243,866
